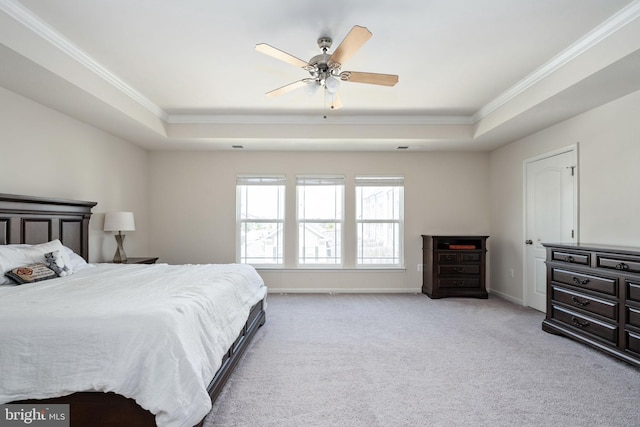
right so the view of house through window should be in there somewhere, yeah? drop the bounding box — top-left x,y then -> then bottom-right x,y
236,174 -> 403,268
296,176 -> 344,265
236,175 -> 285,265
355,176 -> 404,266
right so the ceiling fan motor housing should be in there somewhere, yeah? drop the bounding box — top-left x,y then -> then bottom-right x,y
317,36 -> 332,51
308,52 -> 341,84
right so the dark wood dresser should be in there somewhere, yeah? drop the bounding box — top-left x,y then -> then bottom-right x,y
542,243 -> 640,368
421,235 -> 488,299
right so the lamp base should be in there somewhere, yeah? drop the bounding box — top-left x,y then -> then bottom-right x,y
113,233 -> 128,263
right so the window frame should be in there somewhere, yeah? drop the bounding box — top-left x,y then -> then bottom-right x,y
236,174 -> 286,266
296,175 -> 345,267
355,176 -> 405,267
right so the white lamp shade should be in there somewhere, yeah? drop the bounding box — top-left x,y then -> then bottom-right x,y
104,212 -> 135,232
325,75 -> 340,94
304,81 -> 320,96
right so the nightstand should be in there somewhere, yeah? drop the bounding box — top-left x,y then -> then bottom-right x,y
114,257 -> 159,264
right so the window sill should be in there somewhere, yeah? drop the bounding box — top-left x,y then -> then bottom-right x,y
254,267 -> 406,272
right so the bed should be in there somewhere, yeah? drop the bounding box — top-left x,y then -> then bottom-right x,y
0,193 -> 267,427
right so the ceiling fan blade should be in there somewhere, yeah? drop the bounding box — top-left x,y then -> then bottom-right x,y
340,71 -> 399,87
265,80 -> 308,98
256,43 -> 309,68
328,25 -> 372,67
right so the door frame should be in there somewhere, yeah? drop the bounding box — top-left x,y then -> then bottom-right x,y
522,144 -> 579,309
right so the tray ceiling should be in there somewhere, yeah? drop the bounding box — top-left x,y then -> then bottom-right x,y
1,0 -> 640,150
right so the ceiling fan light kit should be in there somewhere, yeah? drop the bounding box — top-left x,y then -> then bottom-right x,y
324,75 -> 340,94
256,25 -> 398,110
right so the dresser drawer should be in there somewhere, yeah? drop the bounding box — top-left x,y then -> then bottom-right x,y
437,252 -> 458,264
597,254 -> 640,274
436,252 -> 481,265
627,281 -> 640,303
438,265 -> 480,276
551,249 -> 590,266
551,268 -> 617,296
552,286 -> 618,320
626,330 -> 640,356
627,306 -> 640,328
438,278 -> 480,288
460,253 -> 481,263
552,305 -> 618,345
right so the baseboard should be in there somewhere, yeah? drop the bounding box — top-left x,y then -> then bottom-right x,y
267,287 -> 422,294
266,287 -> 525,302
488,289 -> 523,305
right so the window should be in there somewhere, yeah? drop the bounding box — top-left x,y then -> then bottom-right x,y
296,176 -> 344,265
236,175 -> 285,265
355,176 -> 404,266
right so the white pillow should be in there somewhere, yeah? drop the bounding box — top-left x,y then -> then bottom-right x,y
0,240 -> 72,284
62,245 -> 91,272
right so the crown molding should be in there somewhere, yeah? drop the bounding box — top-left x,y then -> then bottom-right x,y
3,0 -> 638,128
0,0 -> 168,121
166,113 -> 475,126
473,0 -> 640,123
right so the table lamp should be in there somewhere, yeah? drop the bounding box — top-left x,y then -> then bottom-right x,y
103,211 -> 135,262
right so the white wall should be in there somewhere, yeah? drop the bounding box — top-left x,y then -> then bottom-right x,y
0,87 -> 150,262
489,89 -> 640,304
5,80 -> 639,298
149,150 -> 490,292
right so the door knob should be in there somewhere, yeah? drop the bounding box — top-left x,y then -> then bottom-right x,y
525,240 -> 533,245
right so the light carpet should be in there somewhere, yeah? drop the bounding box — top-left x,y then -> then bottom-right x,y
204,293 -> 640,427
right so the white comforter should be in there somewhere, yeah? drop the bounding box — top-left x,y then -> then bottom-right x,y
0,263 -> 267,427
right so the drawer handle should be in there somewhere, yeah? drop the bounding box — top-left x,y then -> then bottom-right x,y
615,262 -> 629,270
564,256 -> 575,263
572,277 -> 590,286
452,281 -> 464,286
445,255 -> 455,262
453,267 -> 465,273
571,317 -> 590,328
571,296 -> 590,307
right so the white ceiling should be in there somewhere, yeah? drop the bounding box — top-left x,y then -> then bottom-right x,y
1,0 -> 640,151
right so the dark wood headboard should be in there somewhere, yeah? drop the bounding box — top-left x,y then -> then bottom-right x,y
0,193 -> 96,261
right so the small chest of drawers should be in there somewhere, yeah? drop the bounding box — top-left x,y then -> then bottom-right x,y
542,243 -> 640,368
422,235 -> 488,299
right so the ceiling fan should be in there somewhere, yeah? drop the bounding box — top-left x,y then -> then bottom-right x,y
256,25 -> 399,110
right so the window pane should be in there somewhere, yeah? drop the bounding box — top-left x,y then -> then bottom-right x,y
297,185 -> 343,220
356,186 -> 401,220
240,185 -> 284,220
240,222 -> 284,264
298,223 -> 342,264
357,222 -> 400,264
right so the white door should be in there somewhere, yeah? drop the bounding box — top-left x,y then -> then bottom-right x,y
524,148 -> 577,312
